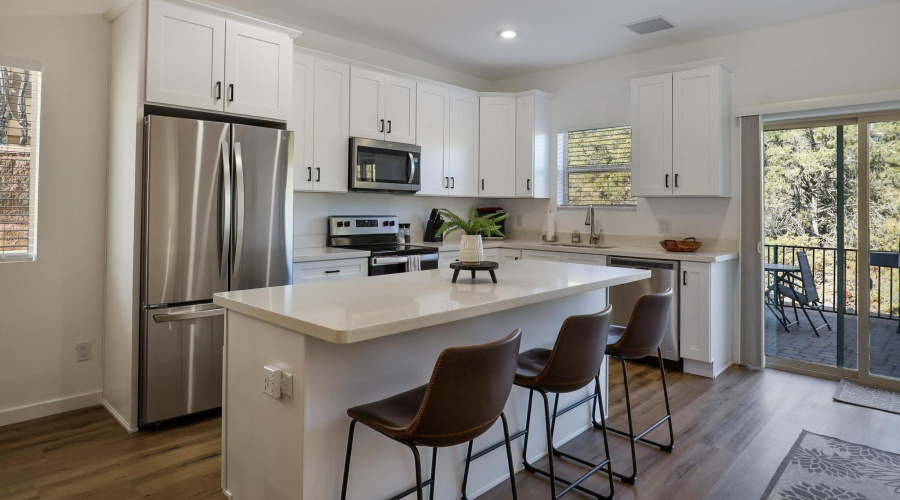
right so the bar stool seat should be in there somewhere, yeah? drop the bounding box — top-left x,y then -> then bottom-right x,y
347,385 -> 428,441
514,348 -> 552,380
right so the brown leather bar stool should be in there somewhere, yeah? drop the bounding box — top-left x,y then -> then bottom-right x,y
593,288 -> 675,484
513,305 -> 615,500
340,330 -> 522,500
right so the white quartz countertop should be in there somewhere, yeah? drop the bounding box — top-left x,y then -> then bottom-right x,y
293,247 -> 370,263
419,240 -> 739,263
214,260 -> 650,344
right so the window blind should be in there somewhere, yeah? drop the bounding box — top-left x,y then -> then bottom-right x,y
0,65 -> 40,262
562,126 -> 636,207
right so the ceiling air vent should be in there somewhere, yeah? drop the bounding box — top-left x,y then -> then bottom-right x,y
624,16 -> 675,35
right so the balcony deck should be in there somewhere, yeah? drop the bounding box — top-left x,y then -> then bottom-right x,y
765,309 -> 900,377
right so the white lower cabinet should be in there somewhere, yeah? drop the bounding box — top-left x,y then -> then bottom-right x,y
438,251 -> 460,268
679,260 -> 736,378
499,249 -> 521,262
521,250 -> 562,262
561,253 -> 606,266
483,248 -> 499,262
293,258 -> 367,284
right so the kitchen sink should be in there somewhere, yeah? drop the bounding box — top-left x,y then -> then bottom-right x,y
544,243 -> 618,249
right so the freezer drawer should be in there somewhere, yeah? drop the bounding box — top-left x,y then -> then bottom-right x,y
141,303 -> 224,426
607,257 -> 680,361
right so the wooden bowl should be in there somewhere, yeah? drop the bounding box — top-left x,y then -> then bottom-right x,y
660,237 -> 702,252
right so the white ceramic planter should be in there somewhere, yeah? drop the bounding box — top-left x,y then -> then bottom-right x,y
459,234 -> 485,263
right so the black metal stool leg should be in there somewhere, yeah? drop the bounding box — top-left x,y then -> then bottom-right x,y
593,376 -> 615,498
657,348 -> 675,452
500,412 -> 519,500
539,390 -> 558,499
429,448 -> 437,500
402,442 -> 425,500
461,440 -> 474,500
618,355 -> 638,484
341,419 -> 357,500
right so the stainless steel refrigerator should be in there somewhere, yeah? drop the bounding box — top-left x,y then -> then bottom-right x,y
140,115 -> 293,426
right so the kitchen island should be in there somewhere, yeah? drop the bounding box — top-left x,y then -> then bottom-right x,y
214,260 -> 649,499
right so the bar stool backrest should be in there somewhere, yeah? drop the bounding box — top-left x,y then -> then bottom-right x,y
611,288 -> 673,359
406,329 -> 522,447
533,305 -> 613,393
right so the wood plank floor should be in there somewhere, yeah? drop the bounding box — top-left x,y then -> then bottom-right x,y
1,363 -> 898,500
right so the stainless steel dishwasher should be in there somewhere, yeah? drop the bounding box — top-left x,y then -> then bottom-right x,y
607,257 -> 680,362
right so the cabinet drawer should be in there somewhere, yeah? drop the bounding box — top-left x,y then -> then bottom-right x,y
438,251 -> 460,268
561,253 -> 606,266
500,249 -> 521,262
483,248 -> 500,262
522,250 -> 561,262
293,258 -> 368,284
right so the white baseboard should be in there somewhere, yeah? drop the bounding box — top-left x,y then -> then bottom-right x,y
102,400 -> 139,433
0,391 -> 102,428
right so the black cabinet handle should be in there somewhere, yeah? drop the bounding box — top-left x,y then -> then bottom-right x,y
324,270 -> 340,274
451,177 -> 455,189
307,167 -> 312,182
215,81 -> 222,100
675,174 -> 679,188
444,177 -> 449,188
228,84 -> 234,102
665,174 -> 669,188
683,271 -> 687,286
481,179 -> 485,190
527,178 -> 531,191
316,167 -> 321,182
387,120 -> 392,134
379,119 -> 384,133
515,257 -> 519,260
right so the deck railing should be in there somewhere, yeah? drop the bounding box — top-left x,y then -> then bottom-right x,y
765,244 -> 900,321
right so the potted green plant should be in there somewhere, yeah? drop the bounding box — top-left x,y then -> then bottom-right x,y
436,206 -> 509,263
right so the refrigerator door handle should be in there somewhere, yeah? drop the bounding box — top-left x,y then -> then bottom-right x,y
233,142 -> 246,281
153,307 -> 225,323
219,141 -> 232,279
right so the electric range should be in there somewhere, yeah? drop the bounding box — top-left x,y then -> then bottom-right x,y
327,215 -> 439,275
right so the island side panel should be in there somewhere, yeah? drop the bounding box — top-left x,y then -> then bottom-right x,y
304,289 -> 609,500
223,310 -> 308,499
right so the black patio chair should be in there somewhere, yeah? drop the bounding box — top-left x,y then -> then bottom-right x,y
774,251 -> 832,337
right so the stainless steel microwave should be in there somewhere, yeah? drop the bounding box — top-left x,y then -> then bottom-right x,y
349,137 -> 421,193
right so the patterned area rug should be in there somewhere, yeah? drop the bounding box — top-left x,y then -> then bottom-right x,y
761,430 -> 900,500
833,379 -> 900,415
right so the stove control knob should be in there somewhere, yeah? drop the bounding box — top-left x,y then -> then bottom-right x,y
390,221 -> 396,226
383,221 -> 390,226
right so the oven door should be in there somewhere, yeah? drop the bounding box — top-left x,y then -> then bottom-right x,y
350,138 -> 421,193
369,254 -> 439,276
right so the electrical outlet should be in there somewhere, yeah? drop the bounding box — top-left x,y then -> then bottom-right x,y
658,219 -> 673,234
280,372 -> 293,398
263,365 -> 281,399
76,341 -> 91,362
515,215 -> 524,228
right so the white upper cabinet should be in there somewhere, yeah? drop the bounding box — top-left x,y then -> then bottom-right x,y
385,76 -> 416,143
672,66 -> 730,197
311,58 -> 350,193
479,96 -> 516,198
416,83 -> 450,196
630,73 -> 673,197
290,53 -> 315,191
146,0 -> 225,112
631,64 -> 730,197
146,0 -> 293,121
223,20 -> 292,121
350,68 -> 416,143
349,67 -> 385,140
448,91 -> 480,197
515,94 -> 551,198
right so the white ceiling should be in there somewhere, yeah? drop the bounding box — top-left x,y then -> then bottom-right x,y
5,0 -> 896,80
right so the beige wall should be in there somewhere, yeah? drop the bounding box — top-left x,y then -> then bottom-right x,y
0,14 -> 110,425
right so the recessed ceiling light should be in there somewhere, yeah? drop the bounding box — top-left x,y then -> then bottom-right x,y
499,30 -> 517,39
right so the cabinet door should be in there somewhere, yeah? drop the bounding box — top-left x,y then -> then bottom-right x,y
415,83 -> 449,196
479,97 -> 516,198
561,253 -> 606,266
483,248 -> 500,262
515,95 -> 535,197
680,261 -> 712,362
349,67 -> 386,140
292,258 -> 368,284
630,73 -> 673,197
448,91 -> 480,197
146,0 -> 225,111
313,58 -> 350,193
438,251 -> 460,268
290,53 -> 315,191
522,250 -> 561,262
223,20 -> 292,120
385,75 -> 416,144
499,248 -> 521,262
673,66 -> 728,196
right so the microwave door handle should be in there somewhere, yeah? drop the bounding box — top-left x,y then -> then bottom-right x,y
219,141 -> 232,280
407,152 -> 416,184
232,142 -> 246,281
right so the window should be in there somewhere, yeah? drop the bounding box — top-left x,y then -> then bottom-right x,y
0,63 -> 40,262
559,125 -> 636,207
